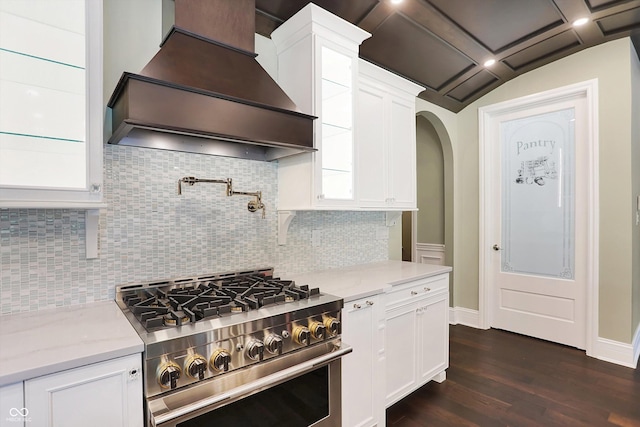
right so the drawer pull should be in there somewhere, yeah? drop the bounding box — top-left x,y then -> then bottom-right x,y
353,303 -> 362,309
411,291 -> 418,296
424,287 -> 431,292
366,300 -> 374,306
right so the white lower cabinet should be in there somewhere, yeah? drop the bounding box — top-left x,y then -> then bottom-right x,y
342,295 -> 385,427
0,382 -> 24,427
417,296 -> 449,385
384,274 -> 449,407
24,354 -> 143,427
340,273 -> 450,426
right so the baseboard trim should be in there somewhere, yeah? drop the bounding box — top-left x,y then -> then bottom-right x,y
634,322 -> 640,368
449,307 -> 480,328
592,336 -> 637,368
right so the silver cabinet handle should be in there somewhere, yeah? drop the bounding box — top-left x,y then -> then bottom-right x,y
424,287 -> 431,292
411,291 -> 418,296
354,301 -> 374,309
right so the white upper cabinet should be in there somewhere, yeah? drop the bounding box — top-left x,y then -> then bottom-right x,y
357,60 -> 424,210
272,3 -> 370,210
0,0 -> 104,208
272,4 -> 424,215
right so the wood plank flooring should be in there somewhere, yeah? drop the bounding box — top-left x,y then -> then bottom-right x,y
386,325 -> 640,427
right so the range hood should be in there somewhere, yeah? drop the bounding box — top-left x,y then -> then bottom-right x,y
106,0 -> 316,162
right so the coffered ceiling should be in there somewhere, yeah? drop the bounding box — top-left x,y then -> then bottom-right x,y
255,0 -> 640,112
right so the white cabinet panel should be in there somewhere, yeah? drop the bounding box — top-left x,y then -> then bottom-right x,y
388,97 -> 417,208
417,296 -> 449,383
385,304 -> 418,405
356,83 -> 386,206
342,295 -> 385,427
24,354 -> 143,427
0,382 -> 24,427
357,61 -> 423,211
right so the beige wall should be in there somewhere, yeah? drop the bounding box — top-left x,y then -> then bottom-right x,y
422,38 -> 636,343
388,219 -> 403,261
416,116 -> 445,244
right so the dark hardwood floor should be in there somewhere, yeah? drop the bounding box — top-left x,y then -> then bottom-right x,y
386,325 -> 640,427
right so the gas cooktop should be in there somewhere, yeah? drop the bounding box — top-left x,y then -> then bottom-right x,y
115,268 -> 345,400
118,268 -> 320,332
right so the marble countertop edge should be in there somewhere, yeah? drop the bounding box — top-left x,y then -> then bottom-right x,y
0,301 -> 143,387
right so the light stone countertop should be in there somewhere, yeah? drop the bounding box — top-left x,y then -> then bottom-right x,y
0,262 -> 450,386
289,260 -> 452,303
0,301 -> 143,386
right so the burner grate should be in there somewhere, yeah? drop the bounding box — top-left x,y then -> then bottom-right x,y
120,272 -> 320,330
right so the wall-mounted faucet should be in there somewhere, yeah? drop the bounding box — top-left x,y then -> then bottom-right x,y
177,176 -> 266,218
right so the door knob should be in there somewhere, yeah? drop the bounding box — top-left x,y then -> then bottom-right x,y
493,244 -> 501,251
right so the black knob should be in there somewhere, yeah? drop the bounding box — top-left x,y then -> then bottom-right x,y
293,326 -> 311,346
323,318 -> 341,336
246,339 -> 265,361
168,367 -> 180,388
186,356 -> 207,380
265,334 -> 283,355
157,362 -> 181,389
210,349 -> 231,372
310,321 -> 326,340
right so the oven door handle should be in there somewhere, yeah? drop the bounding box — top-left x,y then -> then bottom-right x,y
151,345 -> 352,426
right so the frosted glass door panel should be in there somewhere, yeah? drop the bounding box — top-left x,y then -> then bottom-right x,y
500,108 -> 575,279
0,0 -> 87,190
320,46 -> 353,200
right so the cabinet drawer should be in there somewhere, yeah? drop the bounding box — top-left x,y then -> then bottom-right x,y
385,274 -> 448,308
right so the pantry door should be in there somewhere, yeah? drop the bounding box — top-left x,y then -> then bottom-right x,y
479,81 -> 598,350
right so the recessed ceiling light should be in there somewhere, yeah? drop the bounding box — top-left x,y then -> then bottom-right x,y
573,17 -> 589,27
391,0 -> 403,4
484,59 -> 496,67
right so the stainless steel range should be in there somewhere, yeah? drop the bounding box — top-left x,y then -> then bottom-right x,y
116,268 -> 349,427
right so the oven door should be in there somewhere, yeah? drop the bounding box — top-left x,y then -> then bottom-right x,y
148,343 -> 351,427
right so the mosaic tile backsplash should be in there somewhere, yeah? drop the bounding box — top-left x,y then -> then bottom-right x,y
0,145 -> 388,315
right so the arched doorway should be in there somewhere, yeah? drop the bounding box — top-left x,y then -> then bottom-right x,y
404,111 -> 454,292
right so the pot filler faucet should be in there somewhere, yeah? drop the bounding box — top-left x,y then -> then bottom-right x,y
177,176 -> 266,218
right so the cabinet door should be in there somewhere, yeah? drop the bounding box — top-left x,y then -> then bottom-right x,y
342,296 -> 382,427
0,382 -> 24,427
356,80 -> 387,208
385,303 -> 418,406
0,0 -> 103,208
417,294 -> 449,385
315,41 -> 358,207
25,354 -> 143,427
387,95 -> 416,208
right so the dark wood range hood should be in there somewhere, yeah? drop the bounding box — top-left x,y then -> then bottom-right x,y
107,0 -> 316,162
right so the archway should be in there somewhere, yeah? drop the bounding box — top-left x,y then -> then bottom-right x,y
406,111 -> 454,294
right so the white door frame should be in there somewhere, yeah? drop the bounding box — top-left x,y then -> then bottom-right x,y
478,79 -> 599,356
